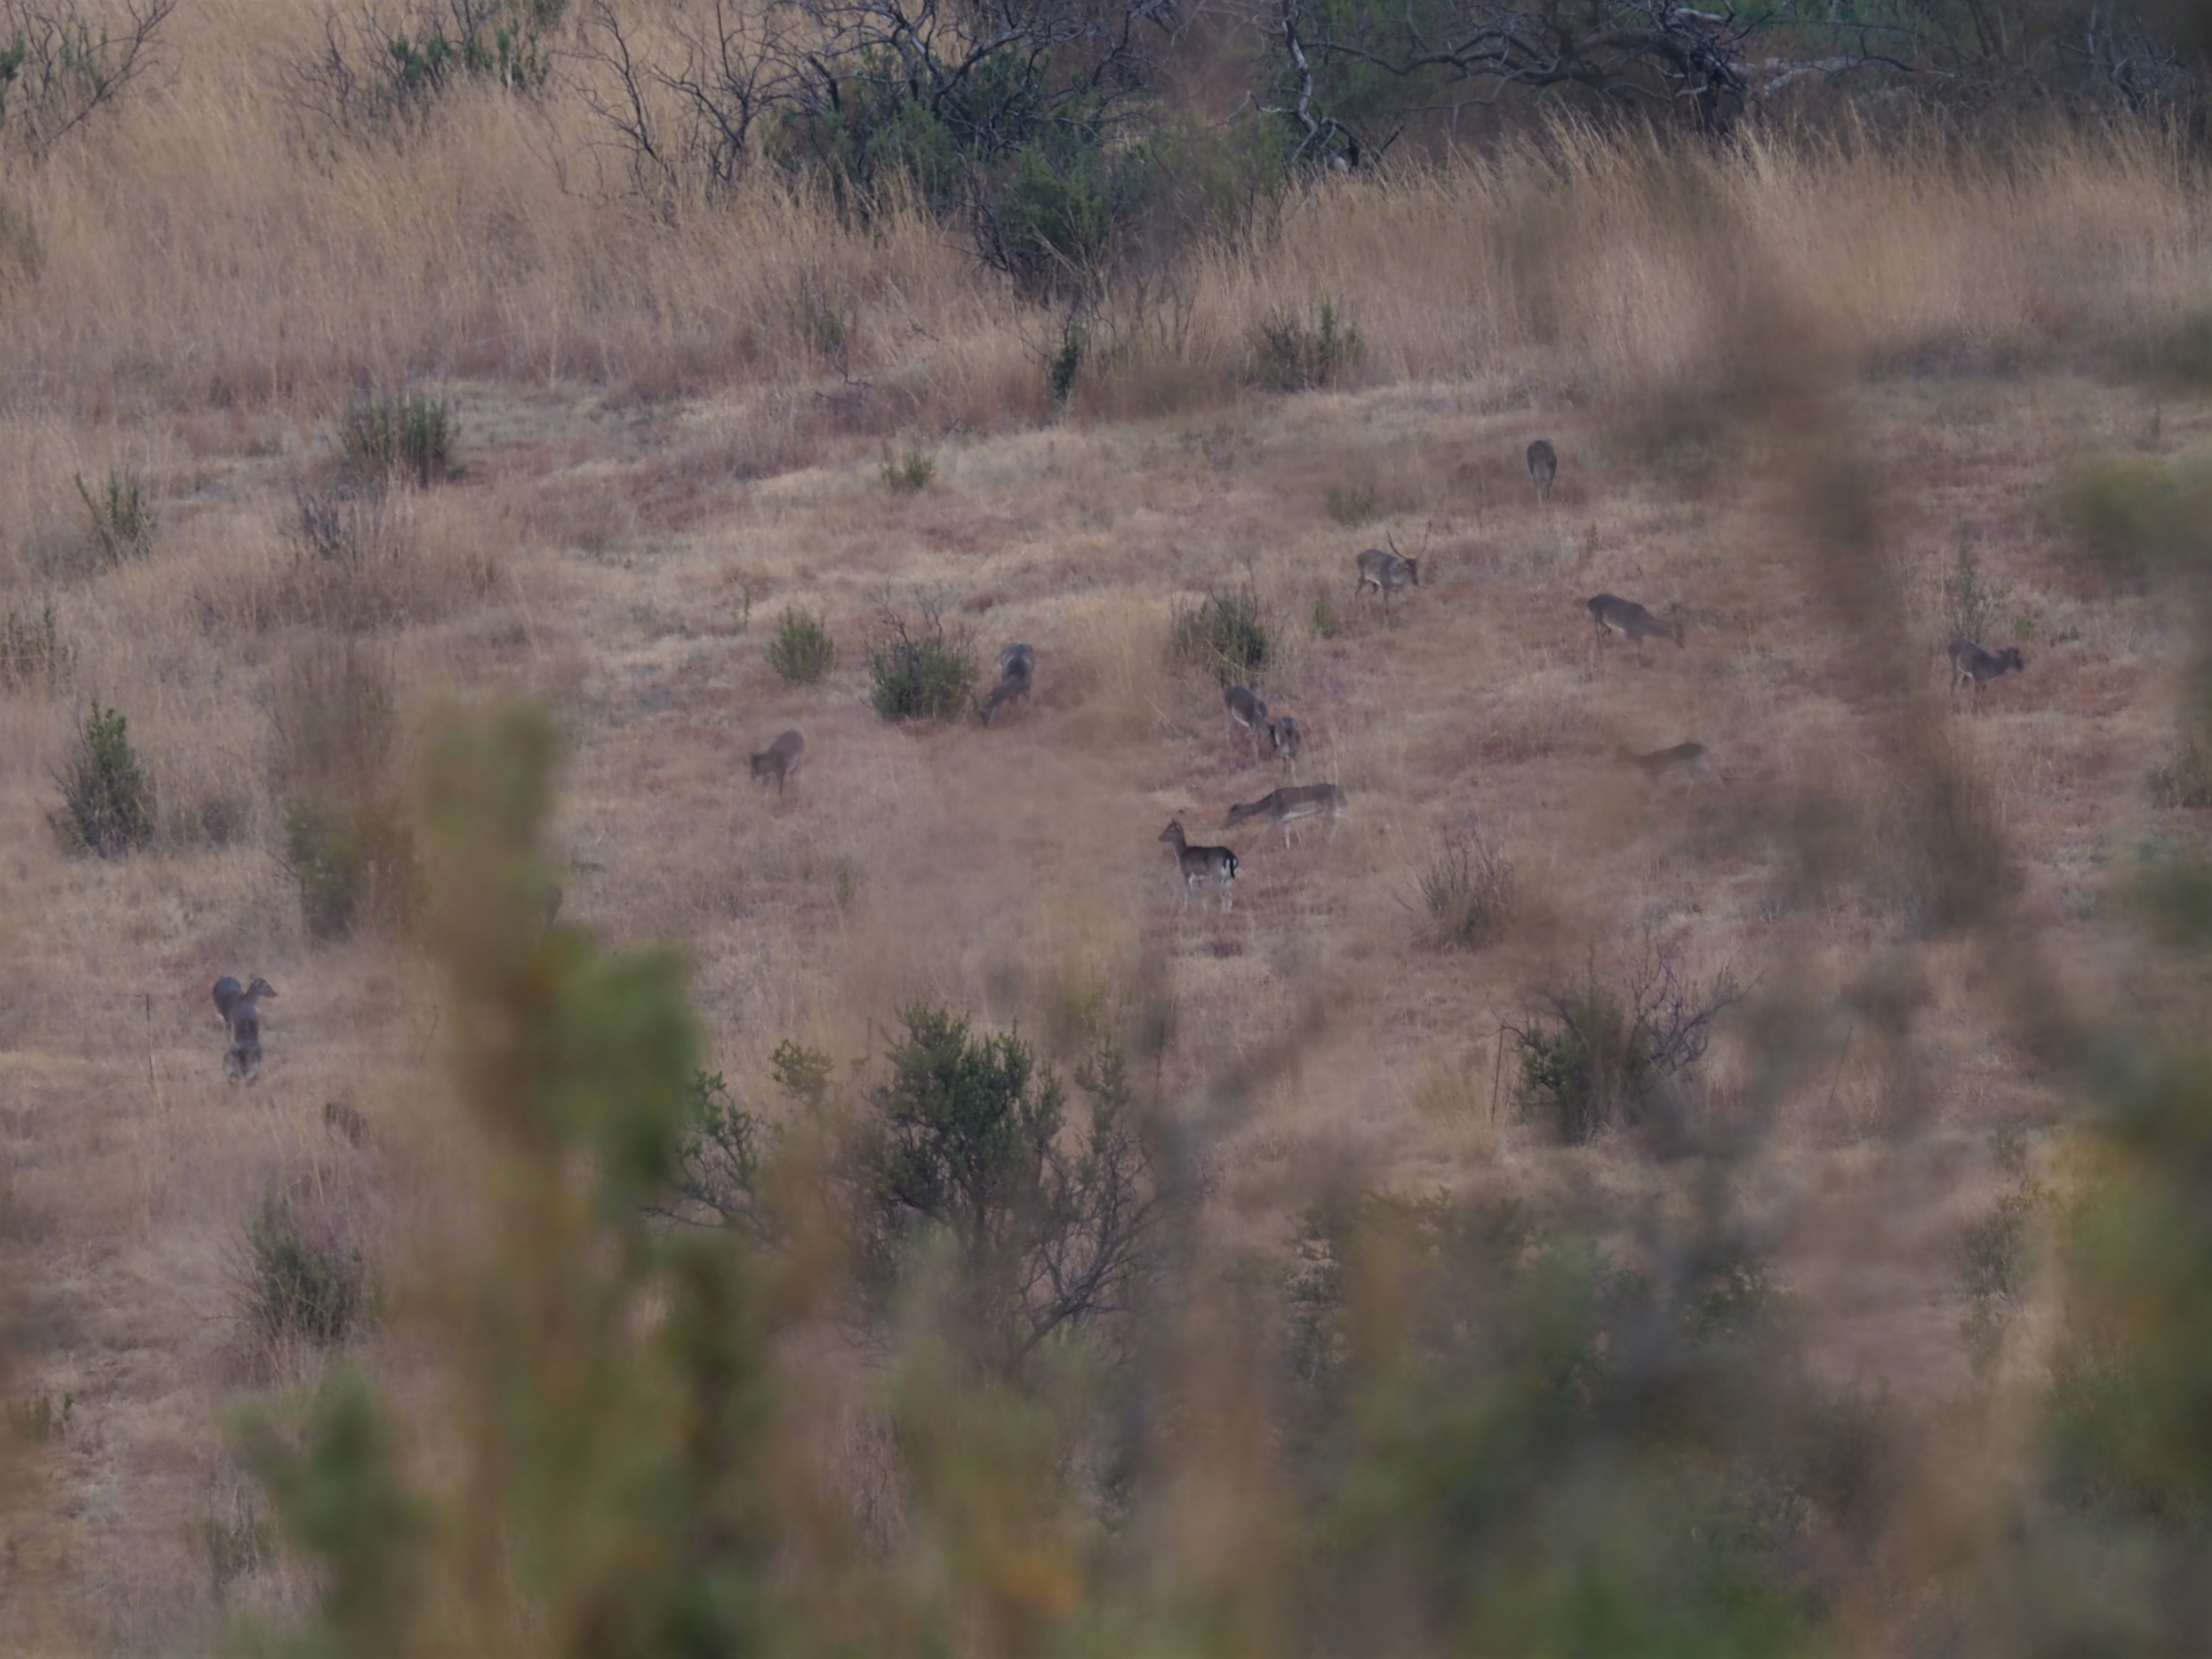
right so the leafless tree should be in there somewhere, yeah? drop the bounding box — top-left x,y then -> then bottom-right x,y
0,0 -> 176,158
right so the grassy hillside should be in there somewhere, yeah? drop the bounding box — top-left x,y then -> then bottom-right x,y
9,5 -> 2212,1653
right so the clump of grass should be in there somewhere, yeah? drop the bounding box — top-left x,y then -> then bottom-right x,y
189,1491 -> 274,1607
0,601 -> 73,693
1957,1173 -> 2051,1381
1169,586 -> 1272,680
7,1391 -> 71,1443
881,447 -> 937,491
1941,534 -> 2013,643
272,643 -> 421,940
50,700 -> 155,858
869,598 -> 976,721
1416,833 -> 1516,952
1249,299 -> 1360,392
237,1190 -> 366,1352
1311,596 -> 1339,639
74,467 -> 156,565
1324,480 -> 1377,525
767,606 -> 837,684
2150,736 -> 2212,808
270,486 -> 486,633
340,391 -> 460,488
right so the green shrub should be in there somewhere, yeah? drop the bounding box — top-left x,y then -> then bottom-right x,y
239,1191 -> 366,1350
0,601 -> 73,693
2151,737 -> 2212,808
844,1007 -> 1161,1375
1311,597 -> 1340,639
1506,943 -> 1739,1145
50,700 -> 154,857
869,601 -> 977,722
766,607 -> 837,683
1416,834 -> 1516,952
74,466 -> 156,565
1049,321 -> 1084,408
1169,586 -> 1272,680
1248,299 -> 1360,392
340,393 -> 460,488
881,447 -> 937,491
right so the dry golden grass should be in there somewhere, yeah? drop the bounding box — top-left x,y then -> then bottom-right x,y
4,9 -> 2212,1648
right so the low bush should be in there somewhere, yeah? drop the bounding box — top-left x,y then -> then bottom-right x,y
50,700 -> 155,857
869,599 -> 977,722
238,1191 -> 366,1351
1505,940 -> 1740,1145
1169,586 -> 1272,681
74,466 -> 156,565
6,1391 -> 71,1443
284,796 -> 422,941
1416,833 -> 1516,952
767,607 -> 837,683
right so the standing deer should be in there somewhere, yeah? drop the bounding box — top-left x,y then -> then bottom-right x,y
1354,539 -> 1421,616
212,975 -> 277,1082
1527,439 -> 1558,502
980,643 -> 1036,724
1159,820 -> 1238,911
749,729 -> 806,794
1947,638 -> 2025,706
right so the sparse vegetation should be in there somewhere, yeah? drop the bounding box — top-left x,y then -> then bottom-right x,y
74,466 -> 155,565
1324,479 -> 1377,525
868,598 -> 978,721
1169,585 -> 1271,680
1416,832 -> 1516,952
1940,534 -> 2013,643
2151,736 -> 2212,808
0,601 -> 72,692
765,606 -> 836,683
50,700 -> 154,857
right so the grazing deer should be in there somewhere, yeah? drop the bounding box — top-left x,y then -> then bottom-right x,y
1586,594 -> 1683,661
980,642 -> 1035,725
1223,783 -> 1347,848
1354,540 -> 1420,615
1159,820 -> 1238,911
1264,714 -> 1302,774
212,975 -> 276,1082
1224,683 -> 1270,753
1947,637 -> 2025,705
1527,439 -> 1558,502
1620,741 -> 1725,784
749,729 -> 806,794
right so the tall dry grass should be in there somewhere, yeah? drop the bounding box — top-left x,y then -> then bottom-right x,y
1,4 -> 2206,427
